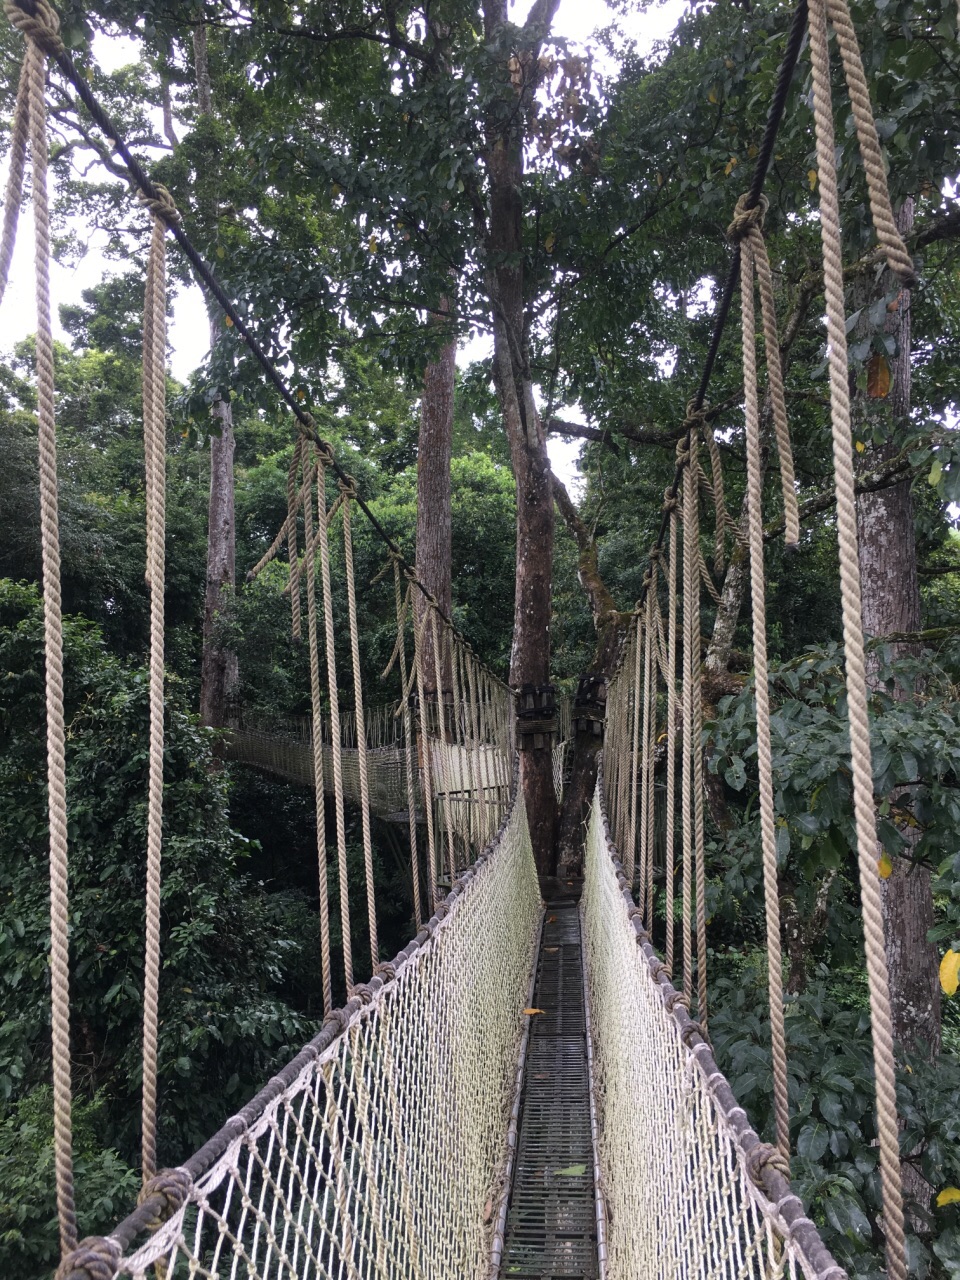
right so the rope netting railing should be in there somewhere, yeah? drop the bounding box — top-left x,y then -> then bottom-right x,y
57,785 -> 541,1280
582,782 -> 844,1280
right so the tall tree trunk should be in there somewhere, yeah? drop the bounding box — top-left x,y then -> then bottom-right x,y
414,302 -> 455,696
854,198 -> 940,1060
553,478 -> 627,872
481,0 -> 561,878
193,26 -> 238,729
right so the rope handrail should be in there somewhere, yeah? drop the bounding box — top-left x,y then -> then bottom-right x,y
54,759 -> 539,1280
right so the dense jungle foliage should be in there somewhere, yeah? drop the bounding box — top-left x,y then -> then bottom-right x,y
0,0 -> 959,1275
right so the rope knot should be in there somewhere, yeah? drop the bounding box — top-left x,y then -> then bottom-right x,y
680,1019 -> 705,1047
138,183 -> 180,226
648,547 -> 662,563
322,1007 -> 348,1035
664,989 -> 689,1013
314,441 -> 335,467
350,981 -> 375,1005
675,440 -> 690,467
338,474 -> 358,499
138,1167 -> 192,1229
374,960 -> 397,981
726,193 -> 769,244
54,1236 -> 122,1280
5,0 -> 64,54
745,1141 -> 791,1185
682,399 -> 708,432
661,487 -> 678,513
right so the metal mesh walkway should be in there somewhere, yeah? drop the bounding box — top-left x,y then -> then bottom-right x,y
501,903 -> 601,1278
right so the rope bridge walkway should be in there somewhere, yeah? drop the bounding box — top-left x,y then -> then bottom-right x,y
0,0 -> 922,1275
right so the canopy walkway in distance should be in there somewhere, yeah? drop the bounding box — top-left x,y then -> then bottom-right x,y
4,0 -> 921,1274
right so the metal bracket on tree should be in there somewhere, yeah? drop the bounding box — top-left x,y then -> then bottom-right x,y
516,683 -> 558,751
573,674 -> 607,737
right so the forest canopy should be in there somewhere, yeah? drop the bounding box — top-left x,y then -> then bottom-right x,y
0,0 -> 959,1276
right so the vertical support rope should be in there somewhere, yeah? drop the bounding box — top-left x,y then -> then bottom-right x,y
734,202 -> 791,1163
303,452 -> 333,1013
15,9 -> 79,1253
393,564 -> 422,929
639,601 -> 653,924
688,428 -> 708,1028
807,1 -> 906,1271
412,606 -> 438,913
680,451 -> 695,1007
430,610 -> 457,884
315,456 -> 353,991
140,186 -> 176,1186
286,436 -> 303,641
664,499 -> 679,977
627,617 -> 642,886
644,576 -> 657,934
340,488 -> 378,970
0,53 -> 31,305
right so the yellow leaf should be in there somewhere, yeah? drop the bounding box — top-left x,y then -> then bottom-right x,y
224,316 -> 234,327
855,440 -> 866,453
332,184 -> 342,198
216,245 -> 225,259
368,235 -> 378,253
748,143 -> 758,159
724,156 -> 738,175
707,84 -> 719,104
940,949 -> 960,997
523,1007 -> 546,1016
655,172 -> 664,187
544,231 -> 556,253
877,854 -> 893,879
937,1187 -> 960,1206
808,168 -> 818,191
867,353 -> 891,399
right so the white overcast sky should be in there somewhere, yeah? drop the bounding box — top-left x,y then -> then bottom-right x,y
0,0 -> 685,487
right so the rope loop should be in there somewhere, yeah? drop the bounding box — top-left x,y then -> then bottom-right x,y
351,982 -> 375,1005
680,1019 -> 705,1047
54,1236 -> 121,1280
314,440 -> 335,467
683,399 -> 707,431
322,1007 -> 349,1034
675,440 -> 690,467
726,192 -> 769,244
374,960 -> 397,981
138,183 -> 181,226
138,1167 -> 192,1229
745,1141 -> 792,1185
664,989 -> 689,1013
661,488 -> 678,513
5,0 -> 63,54
337,474 -> 359,499
648,546 -> 662,563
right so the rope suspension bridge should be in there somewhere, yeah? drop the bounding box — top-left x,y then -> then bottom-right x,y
0,0 -> 923,1275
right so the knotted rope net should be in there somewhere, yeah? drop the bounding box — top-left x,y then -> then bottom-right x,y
58,787 -> 541,1280
582,783 -> 844,1280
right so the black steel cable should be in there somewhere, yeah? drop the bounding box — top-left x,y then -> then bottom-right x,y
640,0 -> 810,612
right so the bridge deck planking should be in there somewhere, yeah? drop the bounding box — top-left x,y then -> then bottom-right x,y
501,903 -> 600,1278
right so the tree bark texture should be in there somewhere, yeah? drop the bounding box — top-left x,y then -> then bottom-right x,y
414,304 -> 455,696
194,26 -> 239,729
481,0 -> 561,876
853,198 -> 940,1059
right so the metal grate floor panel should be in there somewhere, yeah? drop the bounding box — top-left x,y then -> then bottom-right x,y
501,904 -> 599,1278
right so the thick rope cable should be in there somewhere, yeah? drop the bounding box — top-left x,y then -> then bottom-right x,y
340,486 -> 378,970
412,607 -> 438,913
314,455 -> 353,991
823,0 -> 915,287
680,446 -> 695,1008
9,0 -> 79,1253
392,562 -> 422,929
0,52 -> 32,305
286,436 -> 303,640
627,616 -> 642,886
664,496 -> 679,977
733,198 -> 791,1163
644,578 -> 657,934
302,452 -> 333,1013
139,186 -> 176,1187
727,194 -> 800,547
807,1 -> 906,1271
430,609 -> 457,884
700,426 -> 728,572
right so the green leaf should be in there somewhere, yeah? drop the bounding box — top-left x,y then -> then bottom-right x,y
555,1163 -> 587,1177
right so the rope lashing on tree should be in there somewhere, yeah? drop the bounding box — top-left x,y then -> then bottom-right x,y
139,180 -> 175,1190
731,188 -> 792,1166
807,0 -> 908,1271
0,0 -> 79,1255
